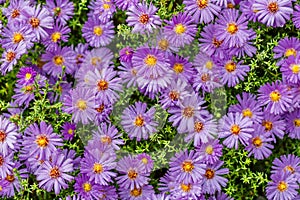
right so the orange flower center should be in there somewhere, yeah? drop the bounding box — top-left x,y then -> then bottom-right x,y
268,2 -> 279,13
134,115 -> 144,127
225,61 -> 236,72
30,17 -> 40,28
97,80 -> 109,91
242,108 -> 253,118
205,168 -> 215,179
127,169 -> 138,180
139,14 -> 149,24
130,188 -> 142,197
262,120 -> 273,131
49,166 -> 60,179
36,135 -> 49,148
252,137 -> 263,148
181,183 -> 192,192
101,136 -> 112,144
183,107 -> 194,118
11,9 -> 20,18
53,56 -> 64,66
169,90 -> 180,101
197,0 -> 208,9
182,161 -> 194,172
194,121 -> 204,132
227,23 -> 238,34
5,174 -> 15,183
277,181 -> 288,192
6,51 -> 16,62
230,124 -> 241,135
0,131 -> 6,143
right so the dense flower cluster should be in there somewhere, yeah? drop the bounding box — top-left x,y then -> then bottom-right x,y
0,0 -> 300,199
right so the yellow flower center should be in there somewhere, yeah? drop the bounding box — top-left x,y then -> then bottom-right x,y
134,115 -> 144,127
91,57 -> 101,66
294,119 -> 300,127
97,80 -> 109,91
175,23 -> 186,35
128,169 -> 138,180
205,168 -> 215,179
230,124 -> 241,135
227,23 -> 238,34
183,106 -> 194,118
93,163 -> 103,174
36,135 -> 49,148
101,136 -> 112,144
76,100 -> 87,110
277,181 -> 288,192
284,165 -> 295,173
242,108 -> 253,118
268,2 -> 279,13
53,56 -> 64,66
227,3 -> 235,8
194,121 -> 204,132
269,91 -> 281,102
262,120 -> 273,131
197,0 -> 208,9
225,61 -> 236,72
25,73 -> 32,80
141,158 -> 148,164
130,188 -> 142,197
5,174 -> 15,183
13,32 -> 24,43
182,161 -> 194,172
51,32 -> 61,42
205,145 -> 214,155
49,166 -> 60,178
103,3 -> 111,9
83,182 -> 92,192
144,55 -> 157,66
252,137 -> 263,148
67,129 -> 73,135
181,183 -> 192,192
158,39 -> 169,51
291,64 -> 300,74
285,48 -> 297,57
93,26 -> 103,36
205,60 -> 213,70
173,63 -> 184,74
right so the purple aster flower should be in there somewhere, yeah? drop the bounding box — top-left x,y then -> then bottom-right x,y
41,46 -> 76,76
260,112 -> 286,142
74,174 -> 102,200
116,155 -> 149,190
0,116 -> 19,156
0,178 -> 11,198
258,80 -> 292,115
118,62 -> 138,88
192,69 -> 222,94
3,102 -> 23,124
169,149 -> 206,184
271,154 -> 300,181
132,46 -> 172,98
36,152 -> 73,195
119,184 -> 154,200
168,93 -> 210,133
126,2 -> 162,34
45,0 -> 74,25
0,43 -> 26,75
266,172 -> 299,200
215,9 -> 249,48
42,22 -> 71,51
21,121 -> 63,160
119,46 -> 134,64
24,4 -> 54,41
94,100 -> 113,125
159,78 -> 191,109
97,185 -> 118,200
148,193 -> 170,200
79,47 -> 113,72
121,101 -> 158,141
185,113 -> 218,146
218,112 -> 254,150
286,109 -> 300,139
115,0 -> 138,11
170,180 -> 203,200
158,172 -> 177,193
196,138 -> 223,164
245,125 -> 274,160
209,192 -> 234,200
92,123 -> 124,150
183,0 -> 221,24
293,4 -> 300,29
61,122 -> 76,140
16,67 -> 37,86
281,55 -> 300,84
202,161 -> 229,194
62,87 -> 97,124
73,43 -> 89,69
164,12 -> 197,48
136,153 -> 153,174
199,24 -> 228,59
240,0 -> 258,22
168,54 -> 195,83
84,68 -> 122,104
1,21 -> 34,50
155,29 -> 179,55
2,0 -> 30,23
12,83 -> 36,108
82,16 -> 114,48
253,0 -> 293,27
273,37 -> 300,60
216,57 -> 250,88
0,153 -> 14,179
80,148 -> 116,185
88,0 -> 116,22
229,92 -> 263,124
